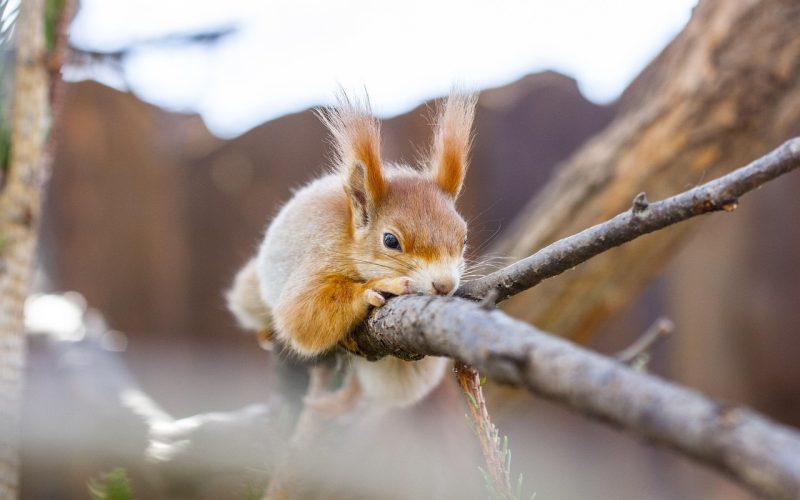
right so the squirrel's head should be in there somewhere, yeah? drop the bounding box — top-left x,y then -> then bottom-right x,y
320,92 -> 476,296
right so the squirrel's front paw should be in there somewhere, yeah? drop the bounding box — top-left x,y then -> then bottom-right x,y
364,276 -> 413,307
364,289 -> 386,307
370,276 -> 413,296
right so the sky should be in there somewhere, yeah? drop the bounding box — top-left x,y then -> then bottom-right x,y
68,0 -> 697,138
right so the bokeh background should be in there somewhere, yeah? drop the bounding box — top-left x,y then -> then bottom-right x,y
15,0 -> 800,498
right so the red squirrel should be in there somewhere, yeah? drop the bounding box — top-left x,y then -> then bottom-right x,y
227,92 -> 476,406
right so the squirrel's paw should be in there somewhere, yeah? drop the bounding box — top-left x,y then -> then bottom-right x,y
364,289 -> 386,307
370,276 -> 413,296
364,276 -> 413,307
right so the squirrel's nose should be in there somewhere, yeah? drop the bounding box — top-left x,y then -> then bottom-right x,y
432,278 -> 455,296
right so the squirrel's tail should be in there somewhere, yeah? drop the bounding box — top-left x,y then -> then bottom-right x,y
226,258 -> 273,346
352,356 -> 448,407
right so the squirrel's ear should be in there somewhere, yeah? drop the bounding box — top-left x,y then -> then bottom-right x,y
318,93 -> 385,229
429,93 -> 477,199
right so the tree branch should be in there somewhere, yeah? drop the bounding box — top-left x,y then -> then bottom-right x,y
346,140 -> 800,498
458,138 -> 800,303
351,295 -> 800,499
0,0 -> 49,497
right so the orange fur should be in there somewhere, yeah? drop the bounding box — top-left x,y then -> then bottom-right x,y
430,94 -> 478,199
318,94 -> 385,230
273,274 -> 411,356
274,274 -> 367,355
366,173 -> 466,263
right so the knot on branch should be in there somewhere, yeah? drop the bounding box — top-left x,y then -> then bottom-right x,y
721,200 -> 739,212
631,192 -> 649,214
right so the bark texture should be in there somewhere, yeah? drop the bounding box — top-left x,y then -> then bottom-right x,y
352,295 -> 800,499
494,0 -> 800,341
0,0 -> 49,497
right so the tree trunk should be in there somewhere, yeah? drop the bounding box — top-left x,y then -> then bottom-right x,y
0,0 -> 49,497
493,0 -> 800,341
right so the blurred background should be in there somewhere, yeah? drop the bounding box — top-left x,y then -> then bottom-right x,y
12,0 -> 800,498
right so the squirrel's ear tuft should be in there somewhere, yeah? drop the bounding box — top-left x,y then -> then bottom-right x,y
318,92 -> 385,229
429,93 -> 477,199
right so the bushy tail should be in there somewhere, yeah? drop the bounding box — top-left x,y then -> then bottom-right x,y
226,258 -> 273,338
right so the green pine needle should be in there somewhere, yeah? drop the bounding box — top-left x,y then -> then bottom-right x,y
0,0 -> 16,175
464,413 -> 478,435
0,124 -> 10,175
239,481 -> 267,500
44,0 -> 65,52
465,391 -> 479,409
87,468 -> 133,500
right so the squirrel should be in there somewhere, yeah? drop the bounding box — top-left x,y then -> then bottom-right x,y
226,92 -> 476,407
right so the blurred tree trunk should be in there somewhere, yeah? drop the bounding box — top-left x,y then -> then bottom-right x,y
495,0 -> 800,341
0,0 -> 49,497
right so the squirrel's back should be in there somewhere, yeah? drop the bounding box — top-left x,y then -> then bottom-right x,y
257,173 -> 349,308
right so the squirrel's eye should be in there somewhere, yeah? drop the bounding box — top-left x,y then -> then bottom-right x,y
383,233 -> 401,251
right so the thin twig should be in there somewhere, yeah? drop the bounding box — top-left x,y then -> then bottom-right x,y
454,361 -> 512,498
615,317 -> 674,365
457,138 -> 800,303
